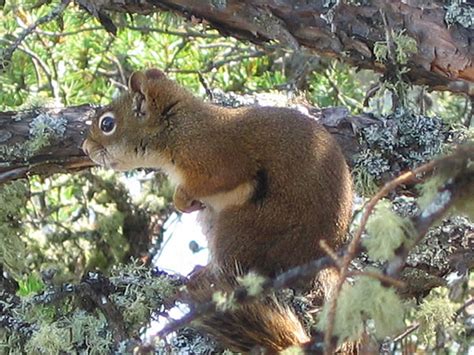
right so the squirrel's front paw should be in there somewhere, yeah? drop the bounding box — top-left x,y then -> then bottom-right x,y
174,186 -> 205,213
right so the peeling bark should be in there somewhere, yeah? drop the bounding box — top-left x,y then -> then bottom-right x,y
86,0 -> 474,95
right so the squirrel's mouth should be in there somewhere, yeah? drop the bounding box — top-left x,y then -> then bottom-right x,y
82,139 -> 120,170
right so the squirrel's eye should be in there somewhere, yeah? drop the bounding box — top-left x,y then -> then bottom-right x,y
98,113 -> 116,135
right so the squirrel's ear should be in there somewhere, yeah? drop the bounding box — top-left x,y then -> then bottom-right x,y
128,71 -> 146,94
144,68 -> 165,80
128,69 -> 165,94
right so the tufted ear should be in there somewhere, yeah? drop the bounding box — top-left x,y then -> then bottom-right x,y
128,71 -> 146,94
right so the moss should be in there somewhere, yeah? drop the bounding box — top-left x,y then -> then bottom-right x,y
318,276 -> 405,341
364,200 -> 415,261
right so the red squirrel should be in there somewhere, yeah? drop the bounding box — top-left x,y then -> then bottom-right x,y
82,69 -> 353,352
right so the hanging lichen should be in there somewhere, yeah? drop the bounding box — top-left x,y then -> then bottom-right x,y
318,275 -> 405,341
416,287 -> 459,344
0,180 -> 29,277
364,200 -> 416,261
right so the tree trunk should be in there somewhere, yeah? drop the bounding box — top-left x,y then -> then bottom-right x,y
87,0 -> 474,95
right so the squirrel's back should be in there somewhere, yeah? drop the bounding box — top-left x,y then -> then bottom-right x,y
199,105 -> 353,276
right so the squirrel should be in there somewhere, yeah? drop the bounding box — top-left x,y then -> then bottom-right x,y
82,68 -> 353,353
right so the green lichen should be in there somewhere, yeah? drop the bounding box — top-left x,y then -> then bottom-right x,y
364,200 -> 416,261
0,113 -> 67,161
355,109 -> 445,186
110,262 -> 179,331
417,287 -> 458,343
0,180 -> 29,277
210,0 -> 226,9
353,165 -> 379,197
27,113 -> 67,153
25,321 -> 73,354
0,330 -> 23,353
318,276 -> 405,341
68,311 -> 113,354
212,290 -> 237,312
374,30 -> 418,65
23,311 -> 113,354
237,271 -> 266,297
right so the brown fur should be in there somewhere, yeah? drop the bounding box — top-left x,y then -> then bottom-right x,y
82,69 -> 353,352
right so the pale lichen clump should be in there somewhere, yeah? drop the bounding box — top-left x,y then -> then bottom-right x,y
318,276 -> 405,341
212,290 -> 237,312
110,263 -> 180,330
364,200 -> 415,261
0,112 -> 67,161
27,113 -> 67,153
354,109 -> 445,193
416,287 -> 459,344
0,180 -> 29,277
280,345 -> 305,355
24,311 -> 113,354
24,322 -> 72,354
237,271 -> 266,297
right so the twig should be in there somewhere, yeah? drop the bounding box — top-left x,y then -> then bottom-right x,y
0,0 -> 71,70
319,240 -> 343,267
392,322 -> 420,343
23,26 -> 104,37
348,270 -> 405,289
126,25 -> 221,39
0,41 -> 59,99
167,50 -> 266,74
145,255 -> 337,344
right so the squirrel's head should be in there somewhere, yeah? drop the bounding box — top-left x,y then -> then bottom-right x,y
82,68 -> 191,171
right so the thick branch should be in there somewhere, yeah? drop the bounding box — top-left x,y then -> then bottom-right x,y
0,105 -> 95,183
90,0 -> 474,95
0,104 -> 371,183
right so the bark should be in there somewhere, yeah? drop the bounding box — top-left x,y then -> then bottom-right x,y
86,0 -> 474,95
0,104 -> 372,184
0,105 -> 94,183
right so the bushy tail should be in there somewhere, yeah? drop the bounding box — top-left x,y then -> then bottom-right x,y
185,268 -> 309,353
